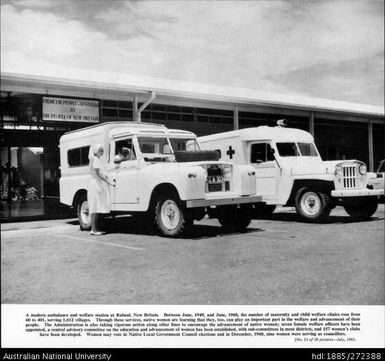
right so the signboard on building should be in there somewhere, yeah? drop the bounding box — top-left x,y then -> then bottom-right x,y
42,96 -> 100,123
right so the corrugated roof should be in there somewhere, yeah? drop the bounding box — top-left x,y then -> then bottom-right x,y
1,70 -> 384,117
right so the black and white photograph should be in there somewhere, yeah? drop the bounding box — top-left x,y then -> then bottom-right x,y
1,0 -> 384,355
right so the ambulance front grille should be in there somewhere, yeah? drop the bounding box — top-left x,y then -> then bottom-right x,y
342,165 -> 358,189
205,165 -> 229,192
208,183 -> 223,192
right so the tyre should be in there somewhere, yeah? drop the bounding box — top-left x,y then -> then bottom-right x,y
154,194 -> 190,237
218,206 -> 252,232
77,194 -> 91,231
295,187 -> 331,222
344,196 -> 378,220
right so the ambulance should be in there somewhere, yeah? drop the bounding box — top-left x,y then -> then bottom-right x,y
198,122 -> 383,222
59,121 -> 262,237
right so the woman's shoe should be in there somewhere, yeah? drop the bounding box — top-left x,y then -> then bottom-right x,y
90,231 -> 103,236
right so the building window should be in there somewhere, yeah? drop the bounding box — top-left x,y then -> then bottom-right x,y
196,107 -> 233,124
181,114 -> 194,122
152,112 -> 166,121
119,109 -> 131,118
197,115 -> 209,122
102,108 -> 118,117
102,100 -> 118,108
101,99 -> 133,121
133,103 -> 195,123
239,112 -> 309,130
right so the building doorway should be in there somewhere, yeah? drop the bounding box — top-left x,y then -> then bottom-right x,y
1,145 -> 74,221
1,146 -> 44,218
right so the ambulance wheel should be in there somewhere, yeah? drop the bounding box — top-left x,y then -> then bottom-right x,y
218,206 -> 252,232
295,187 -> 331,222
154,195 -> 190,237
344,196 -> 378,220
77,194 -> 91,231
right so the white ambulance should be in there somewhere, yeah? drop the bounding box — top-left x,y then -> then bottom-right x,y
59,122 -> 261,236
198,124 -> 383,222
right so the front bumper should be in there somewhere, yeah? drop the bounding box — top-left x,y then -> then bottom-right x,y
331,188 -> 384,198
186,195 -> 262,208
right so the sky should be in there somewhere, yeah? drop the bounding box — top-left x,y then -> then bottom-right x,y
1,0 -> 384,106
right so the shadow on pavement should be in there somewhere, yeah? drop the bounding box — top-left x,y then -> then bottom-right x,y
261,212 -> 383,224
67,216 -> 265,240
65,211 -> 383,239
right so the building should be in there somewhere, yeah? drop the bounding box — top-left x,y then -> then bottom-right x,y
1,72 -> 384,220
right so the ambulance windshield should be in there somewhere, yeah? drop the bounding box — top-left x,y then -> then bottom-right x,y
137,137 -> 201,162
297,143 -> 319,157
169,138 -> 201,152
138,137 -> 172,156
276,142 -> 319,157
276,143 -> 300,157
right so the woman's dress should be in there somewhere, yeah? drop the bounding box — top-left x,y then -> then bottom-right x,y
87,157 -> 111,214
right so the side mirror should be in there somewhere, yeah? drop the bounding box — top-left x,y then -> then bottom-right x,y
114,155 -> 122,164
269,148 -> 275,154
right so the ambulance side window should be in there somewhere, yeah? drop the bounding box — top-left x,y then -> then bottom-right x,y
115,138 -> 136,161
250,143 -> 274,164
68,146 -> 90,167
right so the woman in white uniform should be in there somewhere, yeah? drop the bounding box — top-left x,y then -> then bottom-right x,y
88,144 -> 115,235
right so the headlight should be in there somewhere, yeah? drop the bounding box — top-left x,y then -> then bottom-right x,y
223,166 -> 232,179
335,164 -> 342,176
358,164 -> 367,175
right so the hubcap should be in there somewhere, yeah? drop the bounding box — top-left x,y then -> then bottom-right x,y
301,192 -> 321,216
80,201 -> 90,225
160,200 -> 181,231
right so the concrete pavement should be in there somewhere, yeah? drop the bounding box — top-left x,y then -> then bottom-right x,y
1,205 -> 384,305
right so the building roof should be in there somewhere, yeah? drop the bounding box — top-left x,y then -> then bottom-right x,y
1,71 -> 384,117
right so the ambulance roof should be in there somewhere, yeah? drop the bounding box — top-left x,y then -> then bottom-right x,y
60,121 -> 196,143
199,126 -> 314,143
